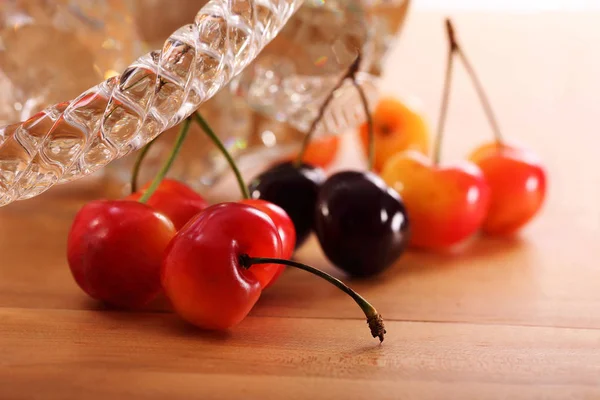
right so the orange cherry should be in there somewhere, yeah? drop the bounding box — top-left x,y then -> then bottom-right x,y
358,96 -> 429,171
381,151 -> 490,250
282,135 -> 340,169
469,142 -> 546,235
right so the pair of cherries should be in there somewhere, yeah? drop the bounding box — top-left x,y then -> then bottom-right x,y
248,54 -> 411,278
68,179 -> 293,314
248,160 -> 410,278
354,19 -> 546,251
379,142 -> 546,250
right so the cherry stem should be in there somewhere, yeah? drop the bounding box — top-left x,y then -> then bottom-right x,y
446,18 -> 505,144
295,54 -> 363,168
351,77 -> 374,171
433,20 -> 456,165
193,112 -> 250,200
130,136 -> 158,193
239,255 -> 386,342
138,117 -> 192,203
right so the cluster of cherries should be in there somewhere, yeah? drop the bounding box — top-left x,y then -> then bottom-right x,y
250,18 -> 547,277
65,19 -> 546,343
67,106 -> 387,341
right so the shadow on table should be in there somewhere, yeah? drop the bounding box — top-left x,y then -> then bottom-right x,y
253,233 -> 534,321
380,233 -> 529,281
87,299 -> 235,342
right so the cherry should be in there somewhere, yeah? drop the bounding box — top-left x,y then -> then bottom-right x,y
245,56 -> 360,248
315,171 -> 410,277
358,96 -> 430,172
192,112 -> 299,284
282,135 -> 340,169
192,112 -> 296,286
380,20 -> 491,250
126,179 -> 208,230
381,151 -> 490,249
248,161 -> 325,248
162,202 -> 386,340
442,19 -> 547,236
469,142 -> 546,235
290,53 -> 411,276
239,198 -> 296,288
67,200 -> 176,308
248,55 -> 370,250
65,117 -> 193,308
162,203 -> 282,329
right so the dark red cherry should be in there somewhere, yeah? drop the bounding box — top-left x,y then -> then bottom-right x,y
248,161 -> 325,249
314,171 -> 410,277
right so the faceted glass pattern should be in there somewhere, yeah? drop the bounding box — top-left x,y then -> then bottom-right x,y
0,0 -> 304,206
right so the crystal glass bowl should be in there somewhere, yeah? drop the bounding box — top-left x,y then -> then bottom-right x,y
0,0 -> 304,206
0,0 -> 411,206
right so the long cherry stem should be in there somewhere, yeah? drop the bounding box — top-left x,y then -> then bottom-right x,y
351,77 -> 374,171
138,117 -> 192,203
193,112 -> 250,200
446,18 -> 505,144
295,54 -> 363,168
433,20 -> 456,165
130,137 -> 158,193
239,255 -> 386,342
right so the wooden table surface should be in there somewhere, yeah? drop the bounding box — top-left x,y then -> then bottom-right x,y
2,7 -> 600,400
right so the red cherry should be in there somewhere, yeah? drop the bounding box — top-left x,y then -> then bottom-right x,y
67,200 -> 176,309
240,199 -> 296,288
469,142 -> 546,235
240,199 -> 295,259
126,179 -> 208,230
381,151 -> 490,250
161,202 -> 282,330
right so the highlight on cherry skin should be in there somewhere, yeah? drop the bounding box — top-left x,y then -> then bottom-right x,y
380,150 -> 491,250
469,142 -> 547,235
67,200 -> 177,309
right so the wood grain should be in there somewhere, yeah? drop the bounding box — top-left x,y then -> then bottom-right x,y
1,8 -> 600,400
2,308 -> 600,400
